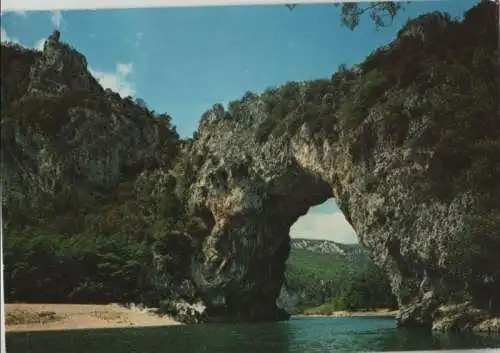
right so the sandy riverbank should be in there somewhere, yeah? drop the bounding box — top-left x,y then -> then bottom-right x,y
295,308 -> 399,318
5,303 -> 182,332
4,304 -> 398,332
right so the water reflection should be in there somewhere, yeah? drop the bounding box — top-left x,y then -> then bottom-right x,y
6,317 -> 500,353
368,326 -> 500,351
6,321 -> 294,353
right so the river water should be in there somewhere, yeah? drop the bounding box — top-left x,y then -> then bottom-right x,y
6,316 -> 500,353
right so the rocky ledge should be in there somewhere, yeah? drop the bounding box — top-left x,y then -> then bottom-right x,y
1,2 -> 499,332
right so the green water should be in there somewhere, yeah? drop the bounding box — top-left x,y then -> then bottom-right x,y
6,316 -> 500,353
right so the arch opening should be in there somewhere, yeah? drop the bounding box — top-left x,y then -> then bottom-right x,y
277,198 -> 397,316
290,198 -> 358,244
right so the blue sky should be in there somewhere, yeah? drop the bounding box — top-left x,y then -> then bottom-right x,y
0,0 -> 477,243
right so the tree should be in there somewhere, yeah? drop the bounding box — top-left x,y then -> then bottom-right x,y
287,2 -> 407,30
338,2 -> 406,30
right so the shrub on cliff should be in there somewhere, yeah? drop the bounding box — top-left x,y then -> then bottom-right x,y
446,210 -> 500,313
231,1 -> 497,156
2,89 -> 200,306
0,44 -> 40,109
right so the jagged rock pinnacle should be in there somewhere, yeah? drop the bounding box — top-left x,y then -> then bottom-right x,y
42,30 -> 60,52
49,30 -> 61,43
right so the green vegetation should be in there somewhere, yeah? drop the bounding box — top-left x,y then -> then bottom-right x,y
238,2 -> 499,209
3,90 -> 110,134
231,2 -> 497,148
446,209 -> 500,314
2,68 -> 205,309
0,44 -> 40,109
283,242 -> 397,314
3,171 -> 206,307
328,263 -> 397,311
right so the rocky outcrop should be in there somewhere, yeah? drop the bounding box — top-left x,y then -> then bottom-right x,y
289,239 -> 369,263
431,302 -> 492,332
177,2 -> 499,329
1,31 -> 177,212
276,283 -> 304,314
26,30 -> 102,97
290,238 -> 349,255
1,2 -> 498,331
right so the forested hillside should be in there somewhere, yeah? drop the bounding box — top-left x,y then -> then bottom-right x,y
1,36 -> 206,314
279,239 -> 396,314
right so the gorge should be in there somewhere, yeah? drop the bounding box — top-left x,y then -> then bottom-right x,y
1,1 -> 499,332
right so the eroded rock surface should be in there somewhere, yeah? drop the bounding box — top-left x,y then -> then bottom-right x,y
178,2 -> 500,329
1,2 -> 499,331
1,33 -> 177,212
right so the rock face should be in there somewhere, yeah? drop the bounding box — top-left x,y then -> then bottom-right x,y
1,2 -> 499,332
26,30 -> 101,97
178,2 -> 499,329
290,238 -> 350,255
1,33 -> 177,213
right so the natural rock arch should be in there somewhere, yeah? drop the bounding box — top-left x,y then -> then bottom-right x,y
180,100 -> 450,325
186,110 -> 339,321
1,1 -> 497,333
178,4 -> 500,329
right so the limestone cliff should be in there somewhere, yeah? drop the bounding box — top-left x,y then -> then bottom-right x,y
179,2 -> 499,329
1,2 -> 499,332
1,32 -> 178,214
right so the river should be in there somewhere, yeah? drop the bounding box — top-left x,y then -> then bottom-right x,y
6,316 -> 500,353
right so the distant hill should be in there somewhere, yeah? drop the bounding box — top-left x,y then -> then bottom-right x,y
290,238 -> 371,266
291,238 -> 350,254
277,238 -> 373,313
